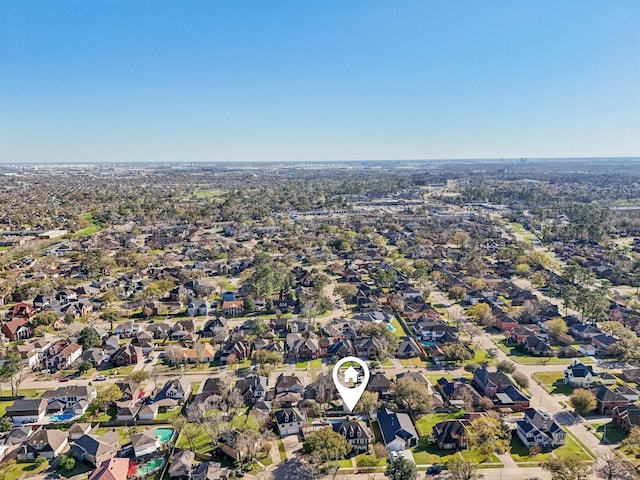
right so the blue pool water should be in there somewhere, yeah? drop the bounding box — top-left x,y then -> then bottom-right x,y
421,341 -> 436,347
155,427 -> 173,443
50,412 -> 74,422
386,323 -> 396,332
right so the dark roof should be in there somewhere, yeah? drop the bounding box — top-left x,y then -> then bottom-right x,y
376,408 -> 418,445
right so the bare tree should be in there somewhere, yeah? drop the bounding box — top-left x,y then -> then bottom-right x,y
165,344 -> 183,367
595,451 -> 639,480
194,340 -> 206,364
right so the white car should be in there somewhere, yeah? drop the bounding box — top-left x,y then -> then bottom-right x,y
95,375 -> 108,381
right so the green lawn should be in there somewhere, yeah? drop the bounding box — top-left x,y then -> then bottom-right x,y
277,439 -> 287,461
593,423 -> 627,444
95,426 -> 136,445
72,223 -> 101,237
415,411 -> 465,437
3,459 -> 49,480
310,358 -> 322,369
381,358 -> 395,368
390,317 -> 407,337
370,420 -> 384,443
176,424 -> 214,454
356,452 -> 387,468
337,459 -> 353,468
510,430 -> 593,464
556,431 -> 594,460
533,372 -> 575,395
499,342 -> 594,365
156,407 -> 182,421
399,357 -> 429,368
411,443 -> 457,465
510,436 -> 553,463
295,360 -> 309,369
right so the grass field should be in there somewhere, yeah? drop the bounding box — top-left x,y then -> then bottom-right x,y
499,342 -> 594,365
414,411 -> 465,437
532,372 -> 575,395
510,430 -> 594,463
390,317 -> 407,337
277,439 -> 287,461
176,424 -> 214,454
3,459 -> 49,480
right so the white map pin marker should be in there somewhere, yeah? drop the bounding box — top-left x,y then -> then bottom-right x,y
332,356 -> 370,412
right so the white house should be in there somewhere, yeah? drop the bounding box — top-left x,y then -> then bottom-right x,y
274,408 -> 306,437
563,360 -> 598,387
131,430 -> 160,458
42,385 -> 97,409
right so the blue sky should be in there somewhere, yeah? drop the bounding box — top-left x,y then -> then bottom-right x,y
0,1 -> 638,163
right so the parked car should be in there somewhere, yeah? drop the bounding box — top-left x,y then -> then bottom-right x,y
96,375 -> 107,381
426,466 -> 441,475
59,377 -> 70,382
40,369 -> 51,374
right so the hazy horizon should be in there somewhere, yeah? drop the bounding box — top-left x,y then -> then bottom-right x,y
1,1 -> 639,163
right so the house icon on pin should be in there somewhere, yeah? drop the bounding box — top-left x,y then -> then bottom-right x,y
343,365 -> 359,384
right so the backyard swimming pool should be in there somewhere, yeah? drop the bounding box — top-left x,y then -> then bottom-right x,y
50,412 -> 74,422
155,427 -> 174,443
136,458 -> 163,477
386,322 -> 396,332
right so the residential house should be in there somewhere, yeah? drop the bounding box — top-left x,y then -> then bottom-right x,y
516,409 -> 565,448
153,377 -> 191,411
170,320 -> 196,340
367,372 -> 393,398
591,334 -> 617,354
5,425 -> 34,445
570,323 -> 602,340
191,462 -> 228,480
433,418 -> 471,450
70,431 -> 120,466
187,299 -> 210,317
333,419 -> 372,453
5,399 -> 47,425
131,430 -> 160,458
436,378 -> 482,409
234,375 -> 270,404
563,361 -> 598,387
273,408 -> 306,436
138,404 -> 159,420
591,386 -> 629,414
14,344 -> 39,369
81,348 -> 107,367
473,367 -> 530,411
42,385 -> 97,409
11,302 -> 36,320
147,322 -> 171,339
68,423 -> 92,440
1,318 -> 33,341
219,430 -> 248,461
355,337 -> 385,359
413,321 -> 459,343
520,335 -> 553,356
112,344 -> 143,366
17,427 -> 68,460
327,339 -> 355,358
275,374 -> 303,394
291,337 -> 319,361
376,408 -> 419,451
396,337 -> 423,359
223,300 -> 243,317
169,450 -> 196,479
201,317 -> 228,339
613,404 -> 640,432
219,341 -> 251,364
89,458 -> 130,480
46,342 -> 83,370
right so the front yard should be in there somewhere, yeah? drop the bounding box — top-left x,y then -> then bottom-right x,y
510,430 -> 594,464
532,371 -> 575,395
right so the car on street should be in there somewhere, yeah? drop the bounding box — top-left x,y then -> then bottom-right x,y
138,391 -> 146,398
59,377 -> 70,382
145,358 -> 153,363
96,375 -> 107,381
426,466 -> 441,475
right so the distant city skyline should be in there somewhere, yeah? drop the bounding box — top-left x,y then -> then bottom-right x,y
1,1 -> 639,163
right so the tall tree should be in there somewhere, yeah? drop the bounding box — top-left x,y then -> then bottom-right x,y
467,417 -> 511,459
392,378 -> 432,416
542,454 -> 591,480
447,455 -> 477,480
385,456 -> 417,480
